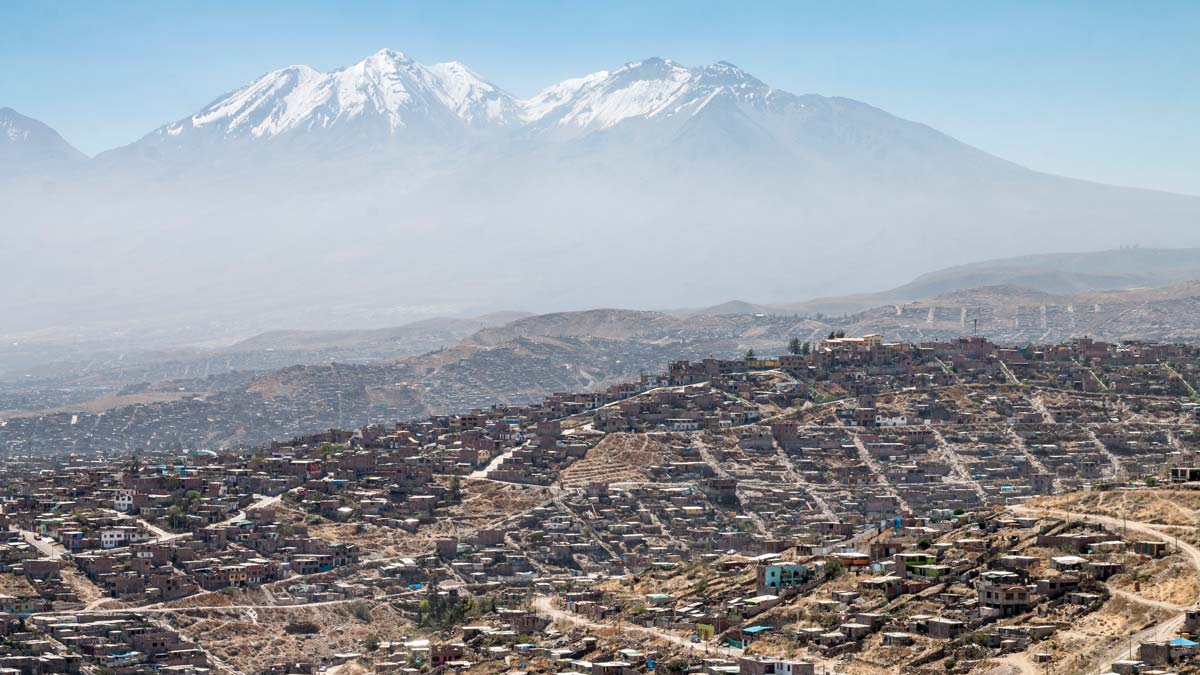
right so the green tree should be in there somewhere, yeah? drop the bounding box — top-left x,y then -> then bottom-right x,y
788,338 -> 803,355
166,504 -> 187,530
416,583 -> 467,628
664,658 -> 690,675
744,349 -> 756,361
823,558 -> 843,580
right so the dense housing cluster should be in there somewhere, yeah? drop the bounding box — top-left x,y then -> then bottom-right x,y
1,335 -> 1200,675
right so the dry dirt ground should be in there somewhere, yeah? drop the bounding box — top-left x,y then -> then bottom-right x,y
1007,547 -> 1199,610
1107,551 -> 1200,606
600,556 -> 754,601
160,581 -> 305,609
165,601 -> 413,673
1030,488 -> 1200,527
325,662 -> 373,675
61,566 -> 113,607
0,573 -> 39,597
558,432 -> 682,487
1001,595 -> 1170,675
282,479 -> 546,558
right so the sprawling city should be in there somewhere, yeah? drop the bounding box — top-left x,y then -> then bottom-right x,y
5,3 -> 1200,675
3,333 -> 1200,675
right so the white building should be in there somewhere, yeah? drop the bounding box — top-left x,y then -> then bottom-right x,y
114,489 -> 136,513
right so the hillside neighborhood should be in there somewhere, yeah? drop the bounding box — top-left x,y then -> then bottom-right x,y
6,8 -> 1199,675
1,334 -> 1200,675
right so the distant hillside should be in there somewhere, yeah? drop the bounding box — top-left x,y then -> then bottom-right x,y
682,247 -> 1200,318
14,275 -> 1200,453
473,310 -> 535,325
841,280 -> 1200,344
0,313 -> 526,419
229,315 -> 506,353
0,311 -> 832,451
668,300 -> 781,318
925,285 -> 1066,307
890,248 -> 1200,293
467,309 -> 685,346
0,107 -> 85,174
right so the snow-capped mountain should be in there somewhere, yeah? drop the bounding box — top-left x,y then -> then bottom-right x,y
522,58 -> 777,132
102,50 -> 1012,180
150,52 -> 787,145
122,49 -> 527,157
0,107 -> 85,173
5,49 -> 1198,341
116,53 -> 727,153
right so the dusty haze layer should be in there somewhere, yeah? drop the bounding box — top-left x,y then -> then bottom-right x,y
3,51 -> 1199,343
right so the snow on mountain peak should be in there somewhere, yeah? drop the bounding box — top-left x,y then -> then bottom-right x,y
517,56 -> 779,131
708,61 -> 747,75
146,51 -> 788,146
369,47 -> 413,64
0,107 -> 86,169
1,108 -> 33,142
521,71 -> 611,122
425,60 -> 525,127
170,49 -> 524,141
187,64 -> 327,137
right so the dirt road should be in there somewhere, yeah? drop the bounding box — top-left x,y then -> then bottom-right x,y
1013,504 -> 1200,674
532,595 -> 744,658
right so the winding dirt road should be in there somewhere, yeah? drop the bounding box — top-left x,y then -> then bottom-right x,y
1012,504 -> 1200,675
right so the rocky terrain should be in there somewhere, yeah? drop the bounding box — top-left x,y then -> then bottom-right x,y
13,274 -> 1200,452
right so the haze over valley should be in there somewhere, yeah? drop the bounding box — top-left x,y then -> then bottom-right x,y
7,246 -> 1200,453
10,7 -> 1200,675
5,47 -> 1200,454
4,49 -> 1198,350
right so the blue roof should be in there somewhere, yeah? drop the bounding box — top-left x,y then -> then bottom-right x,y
743,625 -> 774,634
1170,637 -> 1197,646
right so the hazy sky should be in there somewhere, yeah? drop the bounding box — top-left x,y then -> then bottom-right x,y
3,1 -> 1198,195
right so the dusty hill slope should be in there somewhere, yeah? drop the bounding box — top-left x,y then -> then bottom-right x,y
16,276 -> 1200,453
842,280 -> 1200,343
684,247 -> 1200,318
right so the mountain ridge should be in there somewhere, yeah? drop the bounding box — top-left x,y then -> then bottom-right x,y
62,50 -> 1045,176
11,274 -> 1200,451
672,247 -> 1200,318
4,52 -> 1199,340
0,106 -> 86,173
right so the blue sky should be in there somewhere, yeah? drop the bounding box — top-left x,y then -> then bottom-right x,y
3,1 -> 1197,195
